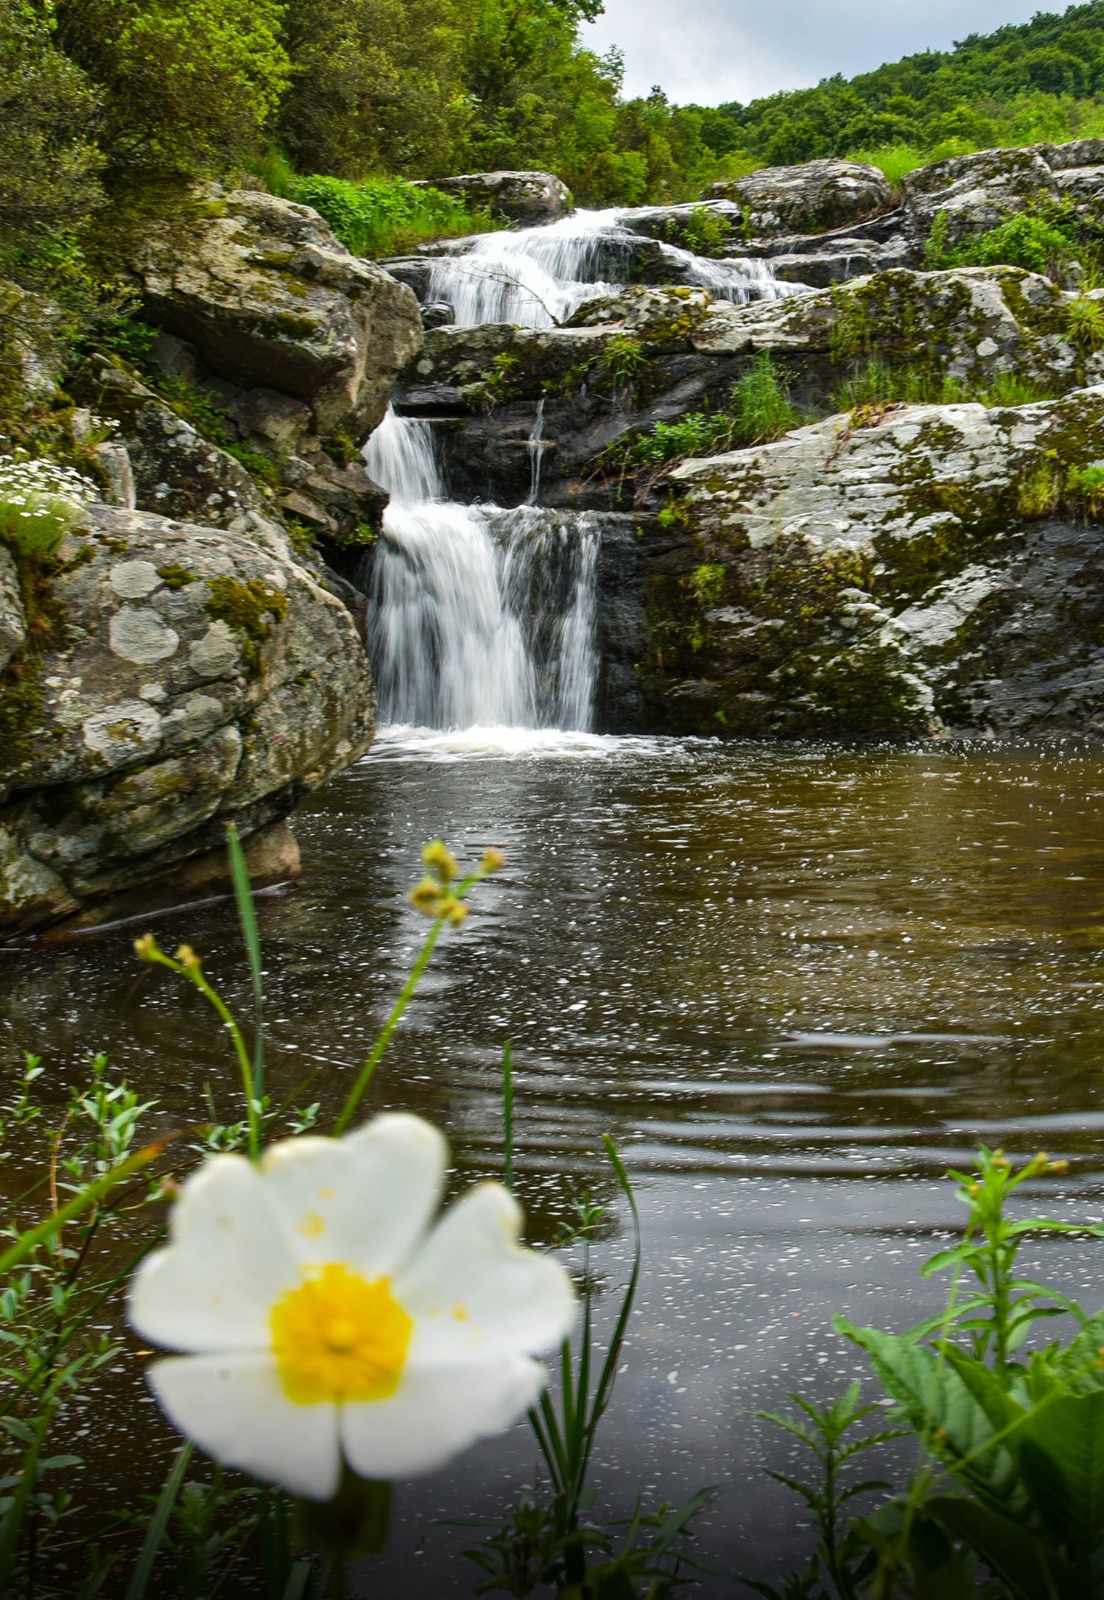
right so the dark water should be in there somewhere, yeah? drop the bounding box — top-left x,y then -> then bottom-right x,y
4,731 -> 1104,1596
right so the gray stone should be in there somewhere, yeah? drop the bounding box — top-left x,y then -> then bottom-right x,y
69,355 -> 268,530
635,385 -> 1104,737
415,171 -> 572,225
132,187 -> 423,440
702,160 -> 892,236
0,548 -> 26,675
0,502 -> 375,936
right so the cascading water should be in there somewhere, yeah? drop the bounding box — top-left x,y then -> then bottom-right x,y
427,206 -> 805,329
365,207 -> 812,739
363,407 -> 600,732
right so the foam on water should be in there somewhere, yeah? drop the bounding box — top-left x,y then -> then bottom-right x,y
428,205 -> 806,328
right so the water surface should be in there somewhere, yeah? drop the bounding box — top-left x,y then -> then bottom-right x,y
3,733 -> 1104,1594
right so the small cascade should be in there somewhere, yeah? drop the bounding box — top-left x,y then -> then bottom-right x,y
427,206 -> 805,329
526,399 -> 547,506
363,408 -> 600,732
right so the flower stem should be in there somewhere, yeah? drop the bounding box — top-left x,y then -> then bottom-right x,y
332,914 -> 446,1136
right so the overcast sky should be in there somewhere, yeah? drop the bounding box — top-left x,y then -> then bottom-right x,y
582,0 -> 1050,106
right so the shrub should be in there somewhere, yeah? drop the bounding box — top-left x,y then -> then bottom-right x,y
925,207 -> 1079,277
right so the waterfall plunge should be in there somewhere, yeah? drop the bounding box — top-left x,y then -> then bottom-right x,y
363,408 -> 600,733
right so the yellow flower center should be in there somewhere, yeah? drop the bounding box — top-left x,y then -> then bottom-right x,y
270,1264 -> 413,1405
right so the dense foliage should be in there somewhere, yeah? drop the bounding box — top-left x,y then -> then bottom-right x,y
707,0 -> 1104,174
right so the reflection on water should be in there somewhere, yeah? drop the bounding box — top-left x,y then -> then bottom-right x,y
3,735 -> 1104,1593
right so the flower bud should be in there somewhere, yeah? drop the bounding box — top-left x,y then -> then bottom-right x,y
134,933 -> 157,961
446,902 -> 469,927
421,839 -> 459,883
481,847 -> 505,874
1049,1159 -> 1070,1175
409,879 -> 443,915
175,944 -> 201,969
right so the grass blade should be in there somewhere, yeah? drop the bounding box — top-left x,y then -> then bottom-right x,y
226,823 -> 265,1105
280,1562 -> 315,1600
125,1440 -> 194,1600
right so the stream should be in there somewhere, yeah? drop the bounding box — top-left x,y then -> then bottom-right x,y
3,213 -> 1104,1595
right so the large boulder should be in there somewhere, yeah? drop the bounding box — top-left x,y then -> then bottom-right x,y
901,146 -> 1058,246
634,387 -> 1104,737
68,355 -> 269,529
414,171 -> 572,225
0,504 -> 375,935
702,160 -> 892,236
132,188 -> 423,442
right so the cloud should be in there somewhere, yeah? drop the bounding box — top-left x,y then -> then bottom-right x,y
582,0 -> 1046,105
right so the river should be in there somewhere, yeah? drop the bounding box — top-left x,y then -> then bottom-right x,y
3,733 -> 1104,1593
4,210 -> 1104,1596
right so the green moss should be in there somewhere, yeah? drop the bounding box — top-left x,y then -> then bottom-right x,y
204,574 -> 289,677
0,656 -> 45,771
686,562 -> 726,607
156,563 -> 196,590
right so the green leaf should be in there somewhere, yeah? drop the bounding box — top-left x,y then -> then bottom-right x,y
837,1319 -> 1026,1512
927,1495 -> 1072,1600
125,1441 -> 194,1600
1017,1390 -> 1104,1572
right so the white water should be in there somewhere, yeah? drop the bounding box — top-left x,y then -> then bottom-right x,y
363,407 -> 601,733
363,208 -> 809,736
428,206 -> 806,329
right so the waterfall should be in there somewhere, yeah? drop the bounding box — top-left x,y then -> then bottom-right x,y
363,408 -> 600,732
427,206 -> 801,329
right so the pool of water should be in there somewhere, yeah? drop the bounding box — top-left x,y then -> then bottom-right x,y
4,732 -> 1104,1595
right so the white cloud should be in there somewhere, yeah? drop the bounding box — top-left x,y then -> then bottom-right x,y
583,0 -> 1047,105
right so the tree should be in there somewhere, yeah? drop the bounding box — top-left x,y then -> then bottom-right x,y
54,0 -> 291,178
277,0 -> 476,178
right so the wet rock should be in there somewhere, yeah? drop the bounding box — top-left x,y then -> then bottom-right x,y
415,171 -> 572,225
703,160 -> 893,235
396,270 -> 1104,510
635,386 -> 1104,737
132,187 -> 423,441
421,302 -> 456,329
0,502 -> 375,935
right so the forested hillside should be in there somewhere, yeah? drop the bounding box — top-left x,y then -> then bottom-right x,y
10,0 -> 1104,360
711,0 -> 1104,171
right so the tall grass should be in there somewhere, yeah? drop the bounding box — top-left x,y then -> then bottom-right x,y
247,154 -> 504,258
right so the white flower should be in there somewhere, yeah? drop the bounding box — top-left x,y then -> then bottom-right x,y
128,1114 -> 575,1499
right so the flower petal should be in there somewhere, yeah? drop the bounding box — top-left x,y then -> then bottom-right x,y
340,1349 -> 545,1478
394,1182 -> 575,1355
128,1154 -> 298,1352
259,1114 -> 447,1277
148,1354 -> 341,1500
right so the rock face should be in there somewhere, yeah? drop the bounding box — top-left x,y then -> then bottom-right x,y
133,188 -> 423,441
900,146 -> 1058,245
415,171 -> 572,225
633,387 -> 1104,737
0,504 -> 375,936
67,355 -> 268,529
395,269 -> 1104,508
702,159 -> 893,236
